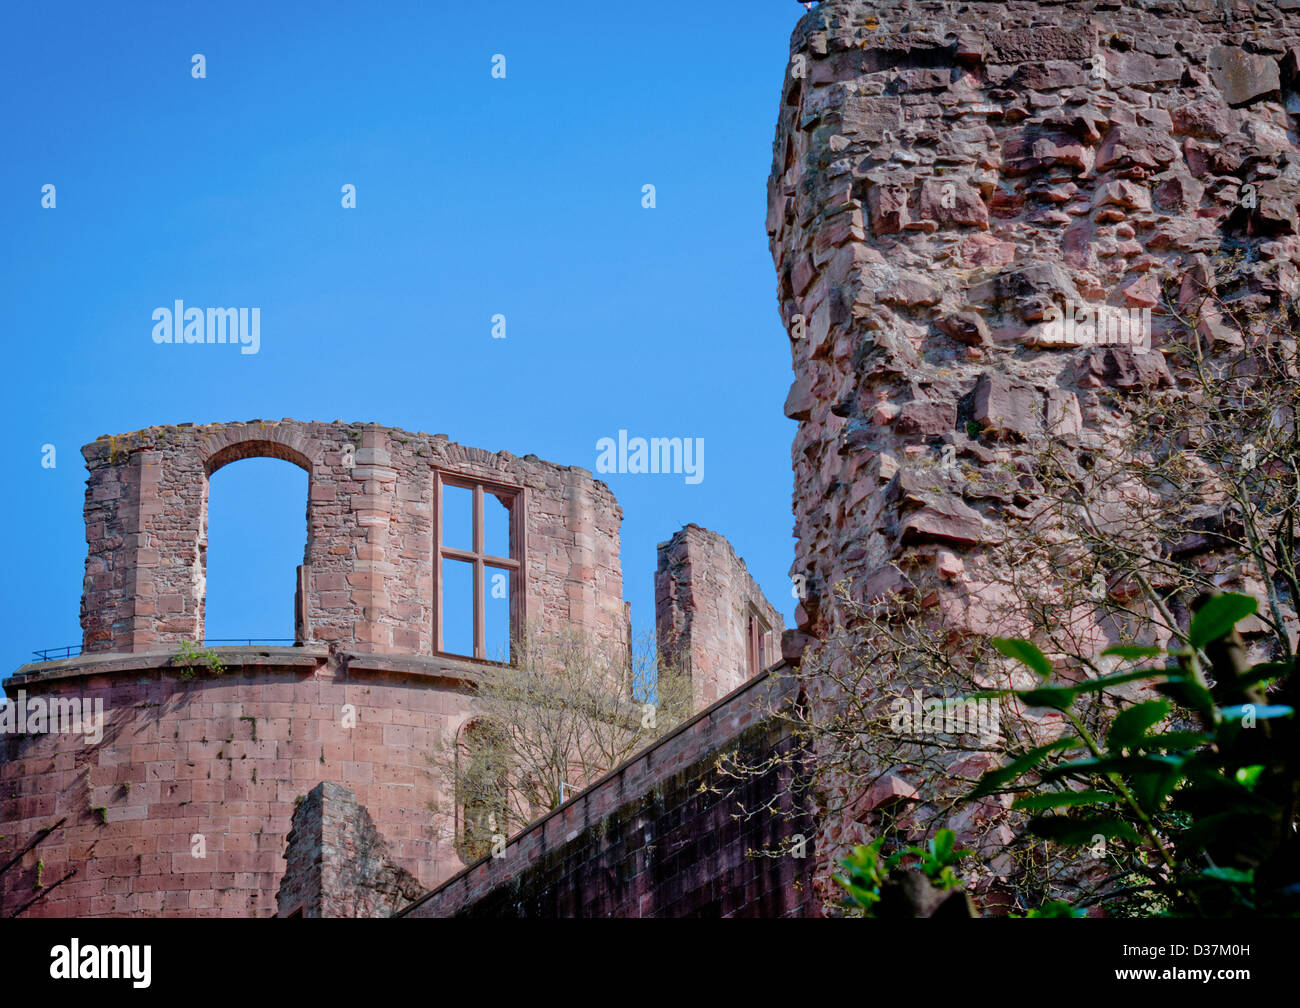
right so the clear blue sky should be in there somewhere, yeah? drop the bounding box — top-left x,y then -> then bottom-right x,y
0,0 -> 801,674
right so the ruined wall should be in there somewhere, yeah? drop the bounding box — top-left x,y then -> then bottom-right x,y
276,782 -> 423,918
399,665 -> 813,918
655,524 -> 785,708
81,421 -> 626,656
769,0 -> 1300,900
4,419 -> 638,917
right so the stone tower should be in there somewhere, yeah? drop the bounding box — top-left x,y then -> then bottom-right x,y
769,0 -> 1300,902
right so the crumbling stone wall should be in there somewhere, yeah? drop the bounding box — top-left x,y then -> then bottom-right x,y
769,0 -> 1300,901
81,421 -> 627,655
276,782 -> 423,918
655,524 -> 785,707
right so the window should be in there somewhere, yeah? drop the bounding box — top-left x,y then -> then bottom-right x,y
746,605 -> 771,677
434,471 -> 525,661
204,456 -> 309,646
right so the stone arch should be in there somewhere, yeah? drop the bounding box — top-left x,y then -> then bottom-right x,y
205,438 -> 313,477
454,716 -> 508,862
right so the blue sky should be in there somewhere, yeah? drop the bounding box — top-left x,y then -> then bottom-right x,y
0,0 -> 801,673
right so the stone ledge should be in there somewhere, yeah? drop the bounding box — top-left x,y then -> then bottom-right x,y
338,651 -> 484,686
6,646 -> 329,692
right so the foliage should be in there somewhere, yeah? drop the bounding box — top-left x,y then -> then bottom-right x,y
834,828 -> 973,914
173,640 -> 225,680
968,593 -> 1298,917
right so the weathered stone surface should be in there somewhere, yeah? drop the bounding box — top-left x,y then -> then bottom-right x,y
843,93 -> 903,141
1104,51 -> 1184,86
1153,171 -> 1206,213
1078,346 -> 1176,390
1171,99 -> 1234,139
896,399 -> 958,437
900,495 -> 987,546
656,525 -> 784,708
918,177 -> 989,228
1096,125 -> 1179,171
971,372 -> 1043,440
987,26 -> 1093,64
1207,46 -> 1281,106
936,311 -> 990,345
867,178 -> 911,234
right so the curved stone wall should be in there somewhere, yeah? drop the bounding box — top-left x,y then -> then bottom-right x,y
0,648 -> 476,917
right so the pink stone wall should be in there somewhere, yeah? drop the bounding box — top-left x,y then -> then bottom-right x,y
80,421 -> 627,657
0,649 -> 478,917
655,525 -> 785,708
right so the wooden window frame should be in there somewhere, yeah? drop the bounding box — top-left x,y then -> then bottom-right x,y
433,470 -> 527,663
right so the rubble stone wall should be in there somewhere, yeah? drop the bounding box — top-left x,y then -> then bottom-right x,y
769,0 -> 1300,898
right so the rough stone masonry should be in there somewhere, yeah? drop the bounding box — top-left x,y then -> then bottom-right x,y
770,0 -> 1300,903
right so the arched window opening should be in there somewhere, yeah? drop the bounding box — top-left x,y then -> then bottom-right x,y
203,457 -> 309,646
455,719 -> 509,863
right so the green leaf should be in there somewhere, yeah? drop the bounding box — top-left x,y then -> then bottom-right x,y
1020,900 -> 1086,919
1028,815 -> 1141,845
1235,661 -> 1293,689
1188,593 -> 1257,649
1198,866 -> 1254,885
1041,754 -> 1183,782
1156,676 -> 1215,715
1016,687 -> 1077,710
1135,730 -> 1209,752
1107,700 -> 1171,751
1012,789 -> 1121,811
992,638 -> 1053,678
967,738 -> 1083,798
1128,759 -> 1185,813
1100,644 -> 1163,660
1073,669 -> 1178,694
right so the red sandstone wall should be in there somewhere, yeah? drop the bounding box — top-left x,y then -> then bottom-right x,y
0,649 -> 480,917
81,421 -> 626,656
654,525 -> 785,708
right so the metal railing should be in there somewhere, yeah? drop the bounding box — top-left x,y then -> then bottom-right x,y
202,638 -> 297,647
31,638 -> 298,662
31,645 -> 81,662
